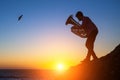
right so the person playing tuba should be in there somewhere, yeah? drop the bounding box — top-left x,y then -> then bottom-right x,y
66,11 -> 98,62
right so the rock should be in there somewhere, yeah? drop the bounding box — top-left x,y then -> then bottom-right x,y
57,44 -> 120,80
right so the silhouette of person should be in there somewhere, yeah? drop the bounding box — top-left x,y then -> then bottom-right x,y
75,11 -> 98,62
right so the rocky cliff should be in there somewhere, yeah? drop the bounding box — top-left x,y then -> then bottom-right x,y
57,44 -> 120,80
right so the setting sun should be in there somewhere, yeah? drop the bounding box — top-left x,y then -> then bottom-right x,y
56,63 -> 65,71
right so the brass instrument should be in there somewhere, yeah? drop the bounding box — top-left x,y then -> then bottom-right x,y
65,15 -> 87,38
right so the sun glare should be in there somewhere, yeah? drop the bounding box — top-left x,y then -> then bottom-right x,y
57,63 -> 64,71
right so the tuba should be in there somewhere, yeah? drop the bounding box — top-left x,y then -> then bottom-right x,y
65,15 -> 81,27
65,15 -> 87,38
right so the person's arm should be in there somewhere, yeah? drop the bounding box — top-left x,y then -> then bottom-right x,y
80,17 -> 88,31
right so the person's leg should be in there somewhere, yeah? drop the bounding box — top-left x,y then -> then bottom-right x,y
85,37 -> 92,61
85,50 -> 91,61
85,42 -> 92,61
91,50 -> 98,60
85,30 -> 98,61
90,30 -> 98,60
81,39 -> 91,62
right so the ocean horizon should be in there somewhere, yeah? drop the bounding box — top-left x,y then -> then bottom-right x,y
0,69 -> 57,80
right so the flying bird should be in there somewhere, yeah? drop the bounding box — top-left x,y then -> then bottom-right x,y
18,14 -> 23,21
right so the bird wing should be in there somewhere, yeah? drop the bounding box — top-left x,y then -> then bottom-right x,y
18,15 -> 23,21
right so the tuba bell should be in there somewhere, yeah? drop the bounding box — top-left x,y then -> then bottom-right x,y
65,15 -> 87,38
65,15 -> 81,27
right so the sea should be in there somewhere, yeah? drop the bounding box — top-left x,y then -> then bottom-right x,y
0,69 -> 58,80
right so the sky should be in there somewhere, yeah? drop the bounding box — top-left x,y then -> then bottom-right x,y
0,0 -> 120,70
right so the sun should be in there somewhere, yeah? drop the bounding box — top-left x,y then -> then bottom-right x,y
57,63 -> 64,71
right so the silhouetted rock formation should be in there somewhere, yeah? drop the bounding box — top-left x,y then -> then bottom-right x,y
57,44 -> 120,80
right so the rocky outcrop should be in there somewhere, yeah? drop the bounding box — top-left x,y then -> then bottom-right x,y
57,44 -> 120,80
